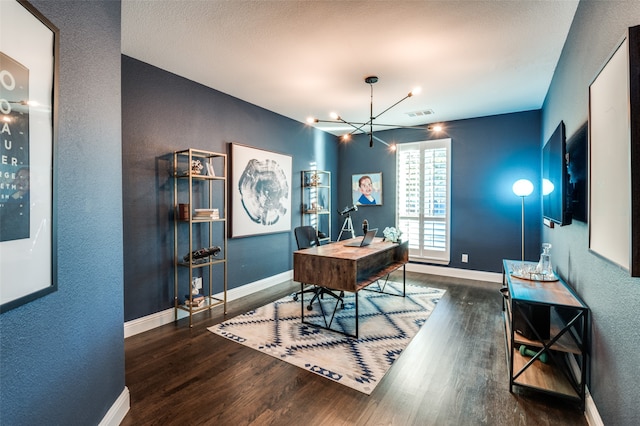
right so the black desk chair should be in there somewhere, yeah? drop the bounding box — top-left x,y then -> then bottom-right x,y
293,226 -> 344,310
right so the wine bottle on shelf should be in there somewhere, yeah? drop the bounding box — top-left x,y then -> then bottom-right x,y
183,246 -> 221,263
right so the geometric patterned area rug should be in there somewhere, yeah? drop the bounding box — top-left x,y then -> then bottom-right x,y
208,282 -> 445,394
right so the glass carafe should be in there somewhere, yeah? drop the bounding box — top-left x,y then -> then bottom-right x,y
536,243 -> 553,276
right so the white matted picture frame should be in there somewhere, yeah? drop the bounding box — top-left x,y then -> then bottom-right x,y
1,0 -> 59,313
352,172 -> 383,206
230,143 -> 292,238
588,26 -> 640,277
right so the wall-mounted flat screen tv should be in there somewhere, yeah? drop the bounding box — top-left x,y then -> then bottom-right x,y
542,121 -> 570,225
566,123 -> 588,223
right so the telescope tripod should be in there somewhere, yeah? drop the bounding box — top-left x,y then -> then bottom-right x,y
338,213 -> 355,241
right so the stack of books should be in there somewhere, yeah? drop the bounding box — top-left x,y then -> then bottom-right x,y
193,208 -> 220,220
184,293 -> 205,307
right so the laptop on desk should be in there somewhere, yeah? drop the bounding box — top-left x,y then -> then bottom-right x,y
344,228 -> 378,247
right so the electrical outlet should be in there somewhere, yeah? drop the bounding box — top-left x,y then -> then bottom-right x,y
462,253 -> 469,263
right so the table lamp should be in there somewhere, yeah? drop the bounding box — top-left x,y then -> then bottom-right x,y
512,179 -> 534,263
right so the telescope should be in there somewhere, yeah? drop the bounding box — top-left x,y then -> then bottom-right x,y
338,205 -> 358,216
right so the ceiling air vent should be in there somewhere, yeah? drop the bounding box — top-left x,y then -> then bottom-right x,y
405,109 -> 434,118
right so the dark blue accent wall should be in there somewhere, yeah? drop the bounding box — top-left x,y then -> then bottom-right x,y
0,1 -> 124,424
338,110 -> 542,273
121,56 -> 339,321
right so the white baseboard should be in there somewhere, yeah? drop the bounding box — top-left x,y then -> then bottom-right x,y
584,389 -> 603,426
405,263 -> 503,283
564,327 -> 602,426
124,271 -> 292,338
99,386 -> 129,426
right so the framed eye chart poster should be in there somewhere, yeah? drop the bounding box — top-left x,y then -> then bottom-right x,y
1,0 -> 59,313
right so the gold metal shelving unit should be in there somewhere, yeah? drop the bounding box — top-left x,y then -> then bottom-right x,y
173,149 -> 227,327
301,170 -> 331,243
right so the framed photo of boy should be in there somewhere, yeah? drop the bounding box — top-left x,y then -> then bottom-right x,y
352,173 -> 382,206
1,0 -> 59,313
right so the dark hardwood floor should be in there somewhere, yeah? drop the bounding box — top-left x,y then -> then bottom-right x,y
122,271 -> 587,425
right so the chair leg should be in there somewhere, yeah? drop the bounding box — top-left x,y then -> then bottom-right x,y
293,284 -> 317,301
302,287 -> 345,311
307,288 -> 322,310
318,288 -> 344,309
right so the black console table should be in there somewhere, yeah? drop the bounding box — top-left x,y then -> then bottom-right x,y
502,260 -> 589,409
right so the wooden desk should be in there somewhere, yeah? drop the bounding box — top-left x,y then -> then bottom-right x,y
293,238 -> 409,337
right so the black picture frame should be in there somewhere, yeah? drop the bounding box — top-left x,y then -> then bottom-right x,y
1,0 -> 59,312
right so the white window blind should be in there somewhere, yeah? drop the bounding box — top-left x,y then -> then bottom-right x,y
396,138 -> 451,264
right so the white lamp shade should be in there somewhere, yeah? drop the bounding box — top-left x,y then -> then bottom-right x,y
542,178 -> 555,195
512,179 -> 534,197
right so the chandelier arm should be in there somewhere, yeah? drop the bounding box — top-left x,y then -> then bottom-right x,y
313,119 -> 350,124
316,118 -> 371,136
315,120 -> 431,128
371,94 -> 412,121
365,123 -> 434,129
338,117 -> 370,135
313,120 -> 433,133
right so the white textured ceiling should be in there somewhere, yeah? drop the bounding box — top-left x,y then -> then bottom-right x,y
121,0 -> 579,136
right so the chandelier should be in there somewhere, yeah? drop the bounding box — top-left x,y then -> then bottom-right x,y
307,76 -> 439,148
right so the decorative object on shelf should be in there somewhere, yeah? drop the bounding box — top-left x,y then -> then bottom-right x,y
178,203 -> 190,220
230,143 -> 292,237
352,172 -> 382,205
206,162 -> 215,176
191,276 -> 202,294
1,0 -> 59,313
382,226 -> 402,243
183,246 -> 221,263
306,75 -> 442,148
309,172 -> 321,186
512,178 -> 534,270
191,159 -> 203,175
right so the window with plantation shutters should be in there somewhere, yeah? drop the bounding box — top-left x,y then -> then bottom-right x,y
396,139 -> 451,264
